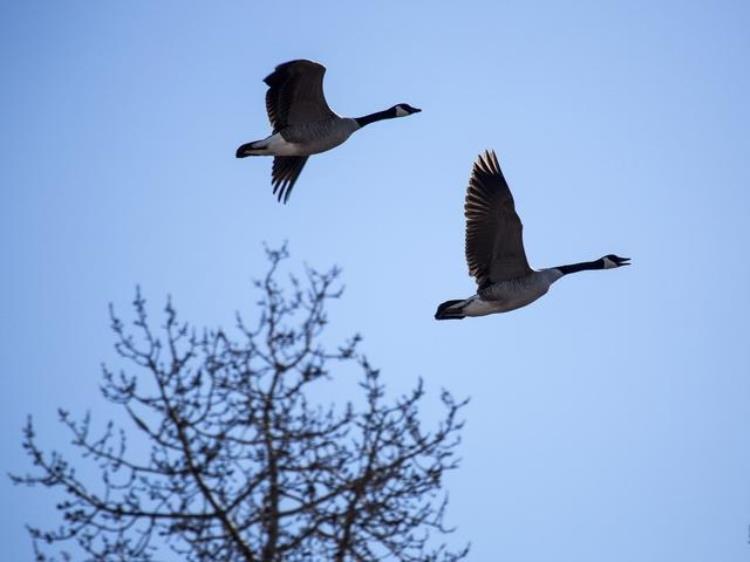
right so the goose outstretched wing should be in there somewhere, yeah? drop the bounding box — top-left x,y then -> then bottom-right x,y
264,60 -> 337,133
464,150 -> 532,288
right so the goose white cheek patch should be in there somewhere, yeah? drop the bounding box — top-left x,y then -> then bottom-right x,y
602,257 -> 617,269
395,106 -> 409,117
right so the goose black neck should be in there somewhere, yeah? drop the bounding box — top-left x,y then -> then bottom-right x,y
354,108 -> 396,128
555,259 -> 603,276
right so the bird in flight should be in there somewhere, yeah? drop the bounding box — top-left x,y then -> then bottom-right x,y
435,150 -> 629,319
236,59 -> 421,203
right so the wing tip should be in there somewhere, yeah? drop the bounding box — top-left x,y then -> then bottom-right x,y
271,176 -> 294,204
474,149 -> 500,176
271,156 -> 308,204
264,59 -> 326,85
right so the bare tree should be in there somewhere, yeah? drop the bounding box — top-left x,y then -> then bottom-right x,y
12,247 -> 469,562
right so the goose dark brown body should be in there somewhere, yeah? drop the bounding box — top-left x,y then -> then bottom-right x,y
236,59 -> 421,203
435,150 -> 630,319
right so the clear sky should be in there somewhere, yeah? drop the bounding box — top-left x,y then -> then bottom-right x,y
2,1 -> 749,560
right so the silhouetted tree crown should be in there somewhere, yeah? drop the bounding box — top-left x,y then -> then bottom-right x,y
13,247 -> 469,562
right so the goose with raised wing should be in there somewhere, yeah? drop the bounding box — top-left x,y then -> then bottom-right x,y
236,59 -> 421,203
435,150 -> 629,320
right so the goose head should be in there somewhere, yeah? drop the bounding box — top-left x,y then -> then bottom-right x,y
602,254 -> 631,269
393,103 -> 422,117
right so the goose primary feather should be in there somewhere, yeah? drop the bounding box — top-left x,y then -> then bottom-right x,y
236,59 -> 421,203
435,150 -> 630,320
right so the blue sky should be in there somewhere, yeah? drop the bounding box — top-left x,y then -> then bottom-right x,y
2,1 -> 749,560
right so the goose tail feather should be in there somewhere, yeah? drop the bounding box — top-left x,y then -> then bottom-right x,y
236,140 -> 268,158
434,299 -> 467,320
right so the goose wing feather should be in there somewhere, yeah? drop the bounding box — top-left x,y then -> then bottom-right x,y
264,60 -> 336,133
271,156 -> 309,203
464,150 -> 532,288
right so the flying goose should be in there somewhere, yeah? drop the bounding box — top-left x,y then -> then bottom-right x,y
435,150 -> 629,320
236,59 -> 421,203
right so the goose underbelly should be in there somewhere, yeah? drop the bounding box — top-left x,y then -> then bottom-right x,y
263,133 -> 307,156
280,120 -> 358,155
463,291 -> 547,316
468,273 -> 557,315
